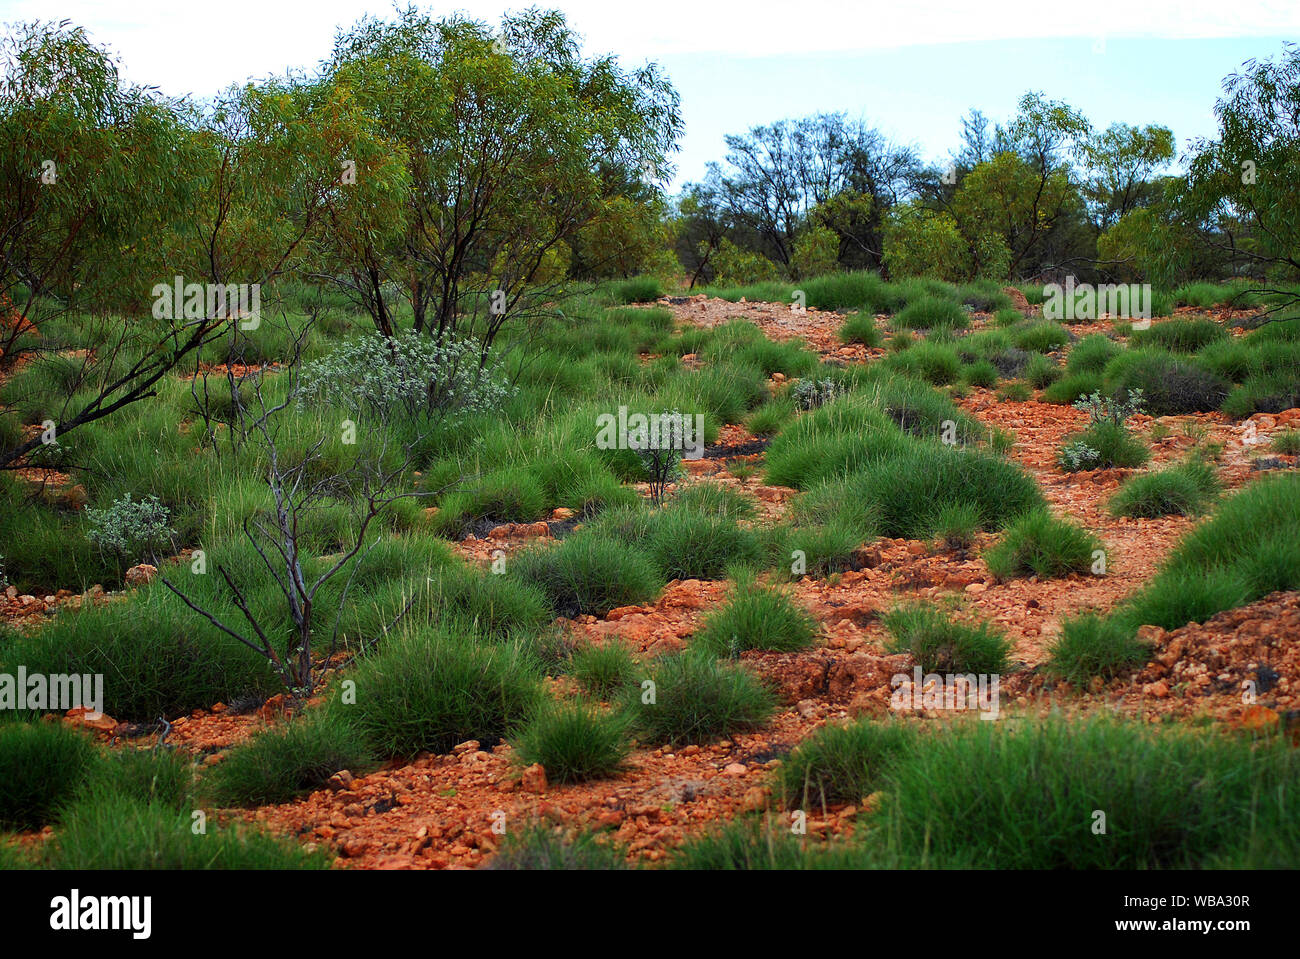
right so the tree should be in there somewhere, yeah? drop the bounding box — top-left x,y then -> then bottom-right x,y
317,6 -> 681,354
1181,43 -> 1300,307
1082,123 -> 1174,232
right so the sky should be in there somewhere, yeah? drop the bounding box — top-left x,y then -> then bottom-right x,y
3,0 -> 1297,187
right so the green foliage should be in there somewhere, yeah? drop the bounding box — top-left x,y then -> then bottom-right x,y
983,510 -> 1102,579
344,625 -> 544,758
0,723 -> 97,829
206,710 -> 375,806
777,720 -> 917,810
882,604 -> 1011,674
1042,371 -> 1103,405
1012,321 -> 1070,353
47,794 -> 331,869
838,312 -> 882,346
509,531 -> 661,618
694,579 -> 817,655
87,748 -> 193,810
511,700 -> 629,784
892,296 -> 968,331
1108,459 -> 1221,518
621,650 -> 775,746
1058,420 -> 1149,471
1067,333 -> 1122,373
85,493 -> 174,565
1130,318 -> 1227,353
569,642 -> 638,700
486,823 -> 628,869
1104,349 -> 1230,415
1045,613 -> 1150,685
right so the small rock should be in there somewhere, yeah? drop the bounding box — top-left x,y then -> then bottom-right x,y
124,564 -> 158,587
723,762 -> 747,776
521,763 -> 548,793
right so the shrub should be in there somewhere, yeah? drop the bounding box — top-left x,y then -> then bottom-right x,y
993,307 -> 1024,326
87,747 -> 193,810
621,650 -> 775,746
983,510 -> 1102,580
1057,421 -> 1149,471
892,296 -> 968,331
745,397 -> 795,435
485,823 -> 628,869
777,720 -> 917,810
1130,318 -> 1227,353
610,276 -> 664,304
790,377 -> 845,411
960,359 -> 999,388
764,401 -> 910,490
927,501 -> 983,549
645,510 -> 762,581
345,626 -> 544,758
1272,429 -> 1300,454
1066,333 -> 1121,374
299,330 -> 512,426
1013,321 -> 1070,353
85,493 -> 175,565
569,642 -> 637,699
881,604 -> 1011,674
0,723 -> 97,829
509,532 -> 661,618
1104,350 -> 1230,415
846,443 -> 1044,539
694,579 -> 817,655
987,345 -> 1032,378
995,381 -> 1032,402
838,312 -> 882,347
879,717 -> 1300,868
511,701 -> 629,784
0,592 -> 281,721
1222,371 -> 1300,418
1107,459 -> 1221,518
1045,613 -> 1150,685
884,341 -> 962,384
774,518 -> 867,577
1042,371 -> 1102,405
47,794 -> 331,869
206,710 -> 375,806
1022,353 -> 1060,389
1119,473 -> 1300,632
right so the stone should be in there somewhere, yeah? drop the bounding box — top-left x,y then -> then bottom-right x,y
124,564 -> 158,587
723,762 -> 747,776
521,763 -> 547,793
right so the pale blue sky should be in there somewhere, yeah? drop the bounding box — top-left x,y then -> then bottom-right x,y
3,0 -> 1296,188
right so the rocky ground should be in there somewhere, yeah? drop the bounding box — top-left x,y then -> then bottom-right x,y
10,292 -> 1299,869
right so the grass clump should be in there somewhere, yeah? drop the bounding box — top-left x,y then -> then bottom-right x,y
838,312 -> 882,347
892,296 -> 968,331
1272,429 -> 1300,454
87,747 -> 193,810
878,717 -> 1300,868
1044,613 -> 1151,685
0,723 -> 97,829
1057,420 -> 1149,471
345,625 -> 544,758
509,532 -> 661,618
1042,371 -> 1102,405
1104,350 -> 1230,415
983,510 -> 1102,579
206,710 -> 374,806
511,701 -> 630,784
881,604 -> 1011,674
568,641 -> 637,700
694,579 -> 817,655
777,720 -> 916,811
621,650 -> 775,746
1107,459 -> 1221,518
485,823 -> 628,870
47,794 -> 331,869
1130,318 -> 1227,353
927,501 -> 983,550
1013,320 -> 1070,353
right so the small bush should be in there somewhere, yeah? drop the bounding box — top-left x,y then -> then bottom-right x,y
745,397 -> 795,435
1022,353 -> 1060,389
85,493 -> 175,565
346,626 -> 544,758
486,823 -> 628,869
47,794 -> 331,869
87,747 -> 192,810
1272,429 -> 1300,455
569,642 -> 637,700
892,296 -> 968,331
622,650 -> 775,746
1057,421 -> 1149,471
511,701 -> 629,784
1130,318 -> 1227,353
207,710 -> 375,806
927,501 -> 983,550
1104,350 -> 1230,415
884,341 -> 962,385
509,532 -> 661,618
1067,333 -> 1121,374
983,510 -> 1102,580
1042,371 -> 1102,405
839,312 -> 882,347
1045,613 -> 1150,685
646,510 -> 762,582
960,359 -> 999,388
1013,321 -> 1070,353
1108,459 -> 1221,518
881,604 -> 1011,674
995,381 -> 1032,402
0,723 -> 97,829
694,579 -> 817,655
610,276 -> 665,304
777,720 -> 916,810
